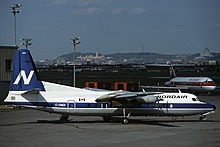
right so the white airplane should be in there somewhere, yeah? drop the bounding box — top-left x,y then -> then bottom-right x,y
164,66 -> 216,94
4,49 -> 216,124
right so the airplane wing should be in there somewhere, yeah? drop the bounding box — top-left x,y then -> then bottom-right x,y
95,91 -> 162,104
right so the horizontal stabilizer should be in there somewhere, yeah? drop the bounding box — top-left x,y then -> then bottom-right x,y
21,88 -> 41,95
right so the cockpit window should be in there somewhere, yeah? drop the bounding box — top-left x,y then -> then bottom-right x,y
205,80 -> 214,83
192,98 -> 197,101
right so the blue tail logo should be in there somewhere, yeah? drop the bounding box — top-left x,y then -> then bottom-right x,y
10,49 -> 45,91
13,70 -> 34,85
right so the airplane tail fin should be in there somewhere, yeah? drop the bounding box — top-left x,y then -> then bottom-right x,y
169,66 -> 177,79
10,49 -> 45,91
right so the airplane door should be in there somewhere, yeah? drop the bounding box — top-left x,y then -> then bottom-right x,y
67,100 -> 75,112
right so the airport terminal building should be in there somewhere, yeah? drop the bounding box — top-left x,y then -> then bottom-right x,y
0,46 -> 17,104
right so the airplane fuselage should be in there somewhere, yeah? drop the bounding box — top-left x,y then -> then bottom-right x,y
165,77 -> 216,93
4,82 -> 215,117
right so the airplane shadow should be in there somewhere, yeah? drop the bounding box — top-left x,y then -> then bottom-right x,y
126,119 -> 217,127
34,117 -> 218,127
36,119 -> 105,124
0,118 -> 217,128
34,119 -> 179,127
110,117 -> 180,127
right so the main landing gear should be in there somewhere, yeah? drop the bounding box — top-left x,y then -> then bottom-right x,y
122,117 -> 129,124
60,114 -> 69,121
122,108 -> 131,124
102,108 -> 131,124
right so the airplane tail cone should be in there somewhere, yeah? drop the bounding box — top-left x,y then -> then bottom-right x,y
10,49 -> 45,91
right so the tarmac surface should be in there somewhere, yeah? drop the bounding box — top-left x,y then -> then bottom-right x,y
0,95 -> 220,147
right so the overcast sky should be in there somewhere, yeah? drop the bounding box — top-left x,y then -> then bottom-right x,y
1,0 -> 220,60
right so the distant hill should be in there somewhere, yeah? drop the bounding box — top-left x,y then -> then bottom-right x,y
107,52 -> 174,59
54,51 -> 220,64
57,52 -> 176,60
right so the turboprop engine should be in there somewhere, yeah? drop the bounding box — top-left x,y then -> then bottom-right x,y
138,95 -> 158,104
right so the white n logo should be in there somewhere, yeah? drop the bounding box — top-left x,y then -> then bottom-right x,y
13,70 -> 34,85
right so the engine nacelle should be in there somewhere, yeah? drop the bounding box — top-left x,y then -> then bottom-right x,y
138,95 -> 158,104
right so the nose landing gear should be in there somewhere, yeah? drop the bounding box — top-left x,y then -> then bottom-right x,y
199,111 -> 215,122
199,115 -> 207,122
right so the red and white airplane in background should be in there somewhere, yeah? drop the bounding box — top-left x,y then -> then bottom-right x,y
164,66 -> 216,94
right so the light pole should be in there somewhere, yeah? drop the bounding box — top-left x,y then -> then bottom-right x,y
71,36 -> 80,87
21,38 -> 32,49
10,4 -> 22,47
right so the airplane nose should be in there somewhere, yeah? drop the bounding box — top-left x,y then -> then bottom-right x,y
213,105 -> 216,111
164,81 -> 170,86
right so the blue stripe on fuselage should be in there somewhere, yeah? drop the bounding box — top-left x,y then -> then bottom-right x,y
145,103 -> 214,109
4,101 -> 214,109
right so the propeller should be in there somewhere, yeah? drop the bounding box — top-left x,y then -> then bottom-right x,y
157,99 -> 160,116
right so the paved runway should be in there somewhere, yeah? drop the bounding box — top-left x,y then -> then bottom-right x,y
0,95 -> 220,147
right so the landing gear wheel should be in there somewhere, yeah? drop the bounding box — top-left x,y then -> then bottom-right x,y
60,114 -> 69,121
122,118 -> 129,124
199,115 -> 207,122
